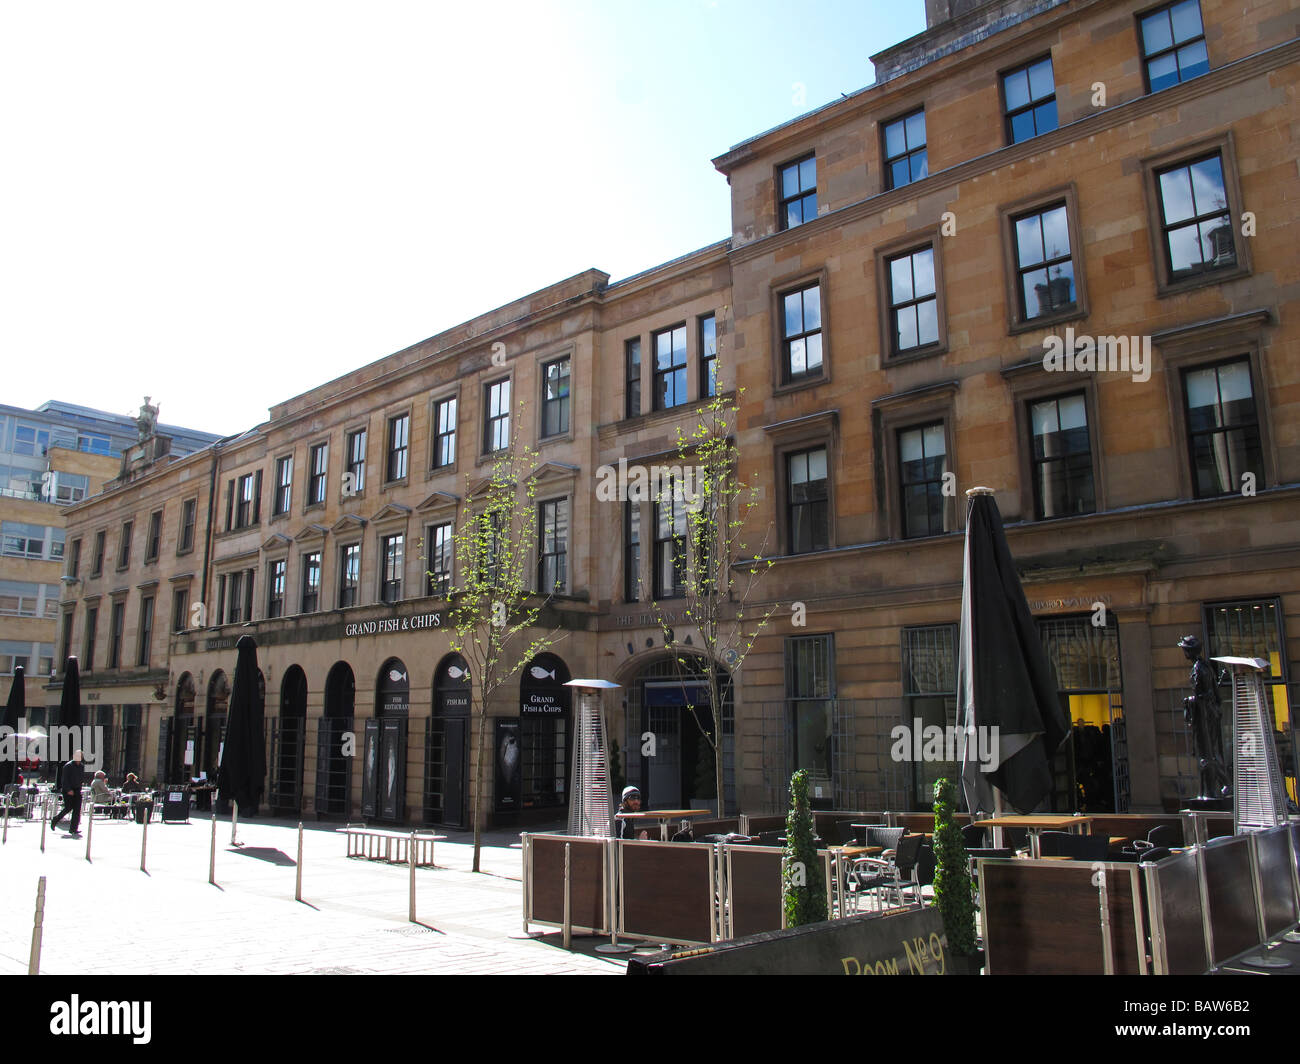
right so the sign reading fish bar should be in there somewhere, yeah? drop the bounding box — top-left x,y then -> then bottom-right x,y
345,612 -> 442,638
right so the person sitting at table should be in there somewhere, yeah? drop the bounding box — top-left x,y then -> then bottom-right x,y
122,773 -> 142,793
90,770 -> 113,807
616,786 -> 650,841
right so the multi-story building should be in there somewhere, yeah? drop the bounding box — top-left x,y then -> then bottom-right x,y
2,401 -> 218,759
58,0 -> 1298,826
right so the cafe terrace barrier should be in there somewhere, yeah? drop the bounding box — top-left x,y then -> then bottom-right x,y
521,834 -> 840,946
982,822 -> 1300,974
619,840 -> 718,945
980,858 -> 1149,974
521,834 -> 611,937
1180,809 -> 1236,846
1083,813 -> 1185,847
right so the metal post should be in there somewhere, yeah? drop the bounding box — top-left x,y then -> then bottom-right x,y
563,842 -> 572,950
28,876 -> 46,975
3,802 -> 9,844
85,806 -> 93,862
408,832 -> 417,923
140,810 -> 148,873
295,822 -> 304,903
208,813 -> 217,885
1097,865 -> 1114,976
40,801 -> 46,852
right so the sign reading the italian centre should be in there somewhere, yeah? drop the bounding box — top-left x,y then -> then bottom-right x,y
345,612 -> 442,638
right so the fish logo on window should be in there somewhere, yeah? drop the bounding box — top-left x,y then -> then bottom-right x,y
445,665 -> 468,680
388,669 -> 406,683
529,666 -> 557,681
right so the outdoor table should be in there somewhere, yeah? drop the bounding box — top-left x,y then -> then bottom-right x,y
972,814 -> 1093,857
614,809 -> 712,842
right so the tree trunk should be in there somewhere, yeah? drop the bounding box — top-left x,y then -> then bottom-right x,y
712,678 -> 725,816
472,684 -> 486,873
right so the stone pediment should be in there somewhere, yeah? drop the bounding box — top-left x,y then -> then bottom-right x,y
370,502 -> 412,524
261,533 -> 293,552
331,514 -> 367,533
294,524 -> 329,542
416,491 -> 461,513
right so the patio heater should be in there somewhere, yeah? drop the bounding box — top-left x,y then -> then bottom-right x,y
564,679 -> 620,838
1213,656 -> 1287,833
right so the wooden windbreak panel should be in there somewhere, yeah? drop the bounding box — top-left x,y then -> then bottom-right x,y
529,836 -> 606,932
983,862 -> 1144,975
692,818 -> 741,837
746,815 -> 786,834
1147,852 -> 1208,975
1254,826 -> 1297,938
1204,837 -> 1261,964
621,843 -> 713,944
728,846 -> 784,938
1086,814 -> 1184,846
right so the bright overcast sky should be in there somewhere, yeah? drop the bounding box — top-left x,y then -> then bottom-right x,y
2,1 -> 924,438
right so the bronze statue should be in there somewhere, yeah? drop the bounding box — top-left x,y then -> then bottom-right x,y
135,397 -> 159,441
1180,634 -> 1230,798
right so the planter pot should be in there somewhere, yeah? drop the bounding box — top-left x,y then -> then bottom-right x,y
947,949 -> 985,976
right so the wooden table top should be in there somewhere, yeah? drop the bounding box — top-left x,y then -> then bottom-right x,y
614,809 -> 713,820
973,815 -> 1093,830
830,845 -> 884,857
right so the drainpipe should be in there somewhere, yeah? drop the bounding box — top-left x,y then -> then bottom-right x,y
200,440 -> 225,623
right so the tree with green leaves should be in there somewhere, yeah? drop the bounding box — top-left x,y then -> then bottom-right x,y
932,776 -> 977,956
651,366 -> 778,814
783,768 -> 827,926
444,406 -> 565,873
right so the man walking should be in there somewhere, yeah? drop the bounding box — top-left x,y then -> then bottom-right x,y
51,749 -> 86,836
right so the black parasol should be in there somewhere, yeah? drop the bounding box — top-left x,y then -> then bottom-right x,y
957,489 -> 1069,815
0,664 -> 24,788
57,656 -> 82,729
218,635 -> 266,821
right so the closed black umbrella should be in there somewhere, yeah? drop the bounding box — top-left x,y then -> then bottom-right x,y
57,657 -> 82,729
957,489 -> 1069,815
0,665 -> 24,789
218,635 -> 266,840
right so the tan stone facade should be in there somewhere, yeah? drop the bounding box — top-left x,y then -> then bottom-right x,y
58,0 -> 1299,823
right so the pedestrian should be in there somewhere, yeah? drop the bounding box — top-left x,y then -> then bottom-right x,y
50,749 -> 86,836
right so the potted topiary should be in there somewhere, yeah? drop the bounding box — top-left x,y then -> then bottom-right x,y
932,777 -> 983,974
782,769 -> 828,927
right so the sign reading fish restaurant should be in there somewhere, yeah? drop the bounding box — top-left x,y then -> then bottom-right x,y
521,662 -> 569,716
345,612 -> 442,638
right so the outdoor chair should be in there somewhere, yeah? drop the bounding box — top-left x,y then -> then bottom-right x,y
849,833 -> 926,912
835,820 -> 859,845
865,826 -> 905,856
1040,831 -> 1110,861
961,823 -> 986,850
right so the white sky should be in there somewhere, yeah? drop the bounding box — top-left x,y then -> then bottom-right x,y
1,1 -> 921,437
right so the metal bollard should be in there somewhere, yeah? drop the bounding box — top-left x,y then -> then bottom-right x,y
140,809 -> 149,873
563,842 -> 572,951
28,876 -> 46,975
295,822 -> 304,903
85,807 -> 93,862
408,832 -> 417,923
209,814 -> 217,886
40,802 -> 46,853
3,801 -> 8,844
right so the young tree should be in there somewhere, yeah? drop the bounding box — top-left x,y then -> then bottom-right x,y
650,365 -> 778,815
444,409 -> 565,872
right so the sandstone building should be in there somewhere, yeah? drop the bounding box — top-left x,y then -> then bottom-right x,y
57,0 -> 1299,825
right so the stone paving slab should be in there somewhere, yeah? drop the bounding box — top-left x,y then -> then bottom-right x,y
0,812 -> 629,975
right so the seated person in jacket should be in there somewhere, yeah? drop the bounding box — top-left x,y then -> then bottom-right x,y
90,770 -> 113,805
616,786 -> 650,841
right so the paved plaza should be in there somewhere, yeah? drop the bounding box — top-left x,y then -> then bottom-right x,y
0,810 -> 630,975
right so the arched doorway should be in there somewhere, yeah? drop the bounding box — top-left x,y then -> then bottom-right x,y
623,655 -> 733,813
316,661 -> 355,818
163,672 -> 196,784
270,665 -> 307,814
364,658 -> 408,822
518,652 -> 572,820
427,654 -> 470,828
203,670 -> 230,780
